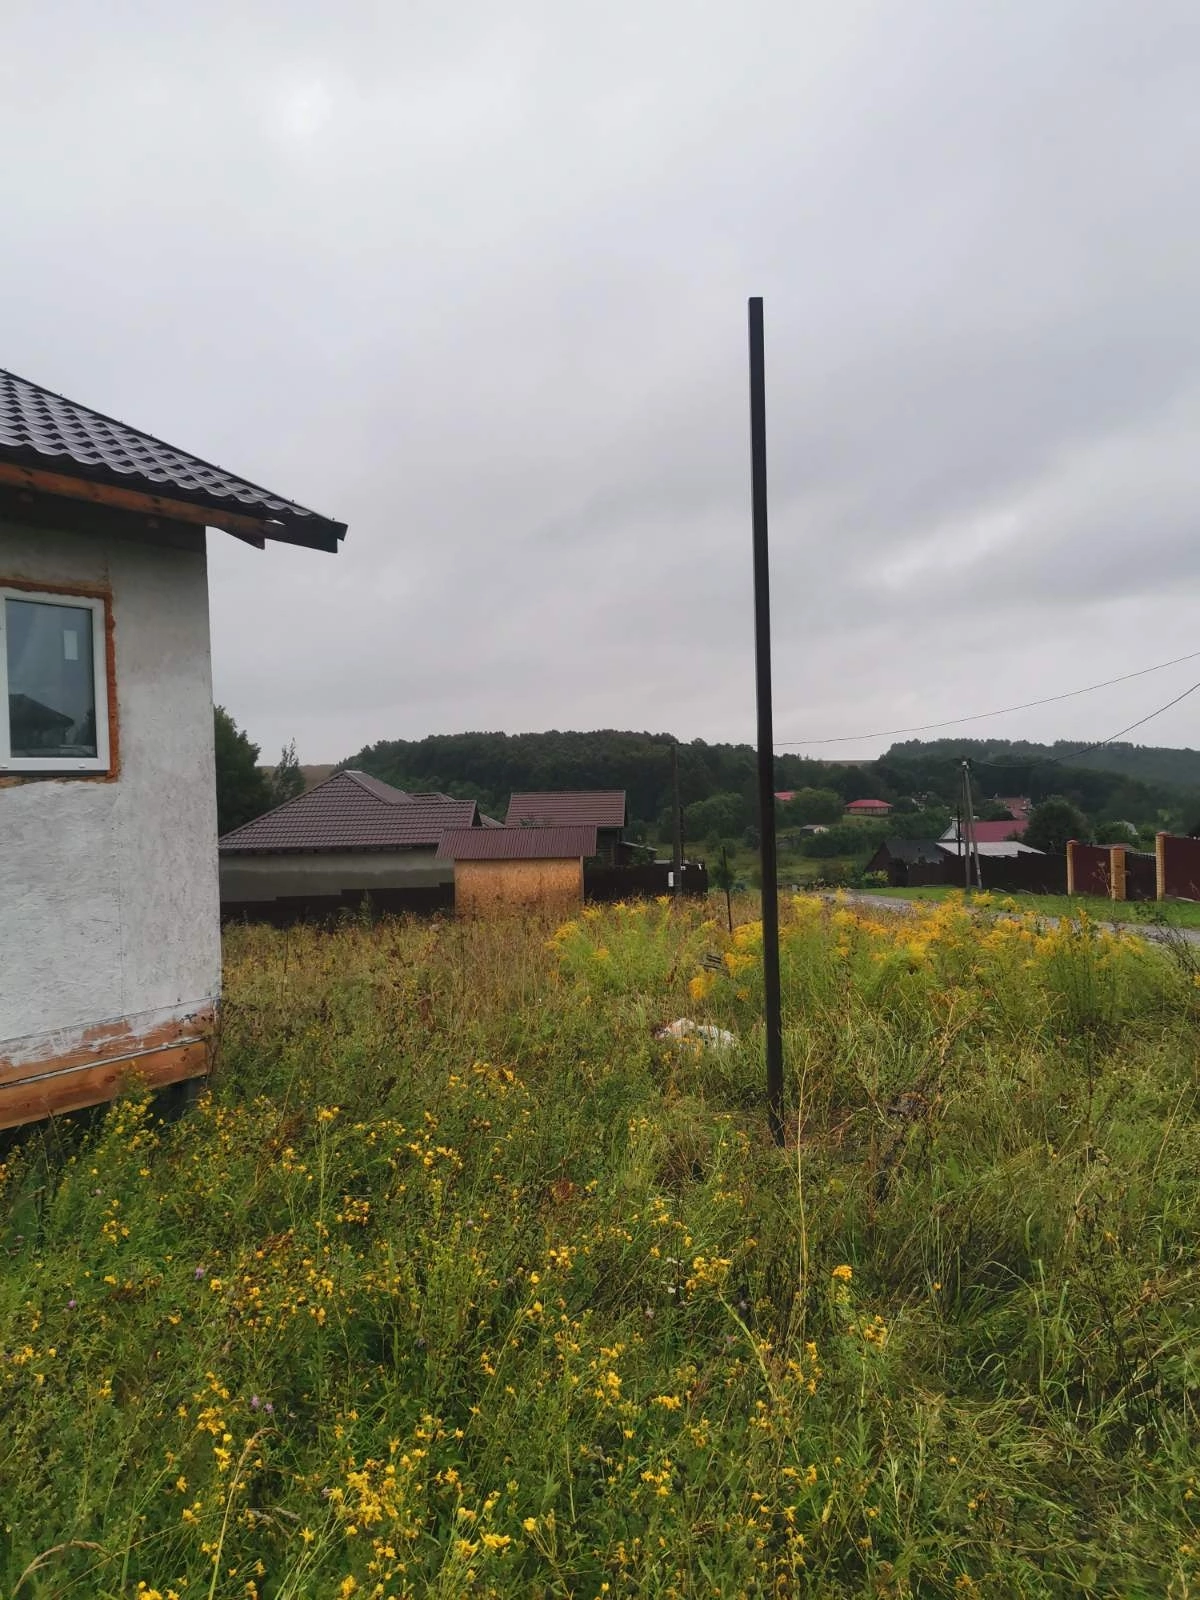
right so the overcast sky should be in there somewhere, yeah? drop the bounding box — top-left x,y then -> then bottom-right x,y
5,1 -> 1200,763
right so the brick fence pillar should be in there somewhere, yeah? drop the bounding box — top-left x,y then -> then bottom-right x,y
1066,839 -> 1077,896
1109,845 -> 1127,901
1156,831 -> 1167,901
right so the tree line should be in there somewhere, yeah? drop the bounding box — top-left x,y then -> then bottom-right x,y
213,719 -> 1200,844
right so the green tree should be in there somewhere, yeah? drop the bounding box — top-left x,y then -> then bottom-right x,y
682,792 -> 747,843
214,706 -> 274,836
777,787 -> 842,826
269,739 -> 304,807
1024,795 -> 1089,856
1094,819 -> 1138,847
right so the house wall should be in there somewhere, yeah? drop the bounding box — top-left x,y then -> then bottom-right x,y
455,857 -> 583,917
219,848 -> 453,923
0,516 -> 220,1123
220,848 -> 451,901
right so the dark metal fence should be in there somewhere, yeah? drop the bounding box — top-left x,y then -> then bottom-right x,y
1125,849 -> 1157,901
584,862 -> 708,901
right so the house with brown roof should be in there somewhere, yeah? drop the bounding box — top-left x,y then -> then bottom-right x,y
505,790 -> 629,863
219,770 -> 482,922
438,824 -> 597,916
0,367 -> 346,1128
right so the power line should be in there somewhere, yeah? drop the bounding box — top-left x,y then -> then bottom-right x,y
861,677 -> 1200,782
774,646 -> 1200,749
997,678 -> 1200,771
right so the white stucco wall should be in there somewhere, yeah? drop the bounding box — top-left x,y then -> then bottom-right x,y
0,518 -> 221,1049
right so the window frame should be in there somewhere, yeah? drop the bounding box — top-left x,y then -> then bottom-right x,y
0,585 -> 111,774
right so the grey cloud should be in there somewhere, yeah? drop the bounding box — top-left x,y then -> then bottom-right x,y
4,0 -> 1200,761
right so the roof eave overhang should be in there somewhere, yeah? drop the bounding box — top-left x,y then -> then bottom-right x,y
0,458 -> 346,553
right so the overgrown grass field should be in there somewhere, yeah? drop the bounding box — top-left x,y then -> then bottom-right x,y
3,895 -> 1199,1597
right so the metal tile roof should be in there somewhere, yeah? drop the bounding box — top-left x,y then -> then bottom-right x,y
875,837 -> 946,865
219,770 -> 477,853
0,369 -> 347,551
940,819 -> 1029,844
505,790 -> 626,828
437,825 -> 598,861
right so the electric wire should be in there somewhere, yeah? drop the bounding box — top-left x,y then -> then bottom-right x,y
774,646 -> 1200,749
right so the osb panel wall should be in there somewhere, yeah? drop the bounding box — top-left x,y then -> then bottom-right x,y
455,858 -> 583,917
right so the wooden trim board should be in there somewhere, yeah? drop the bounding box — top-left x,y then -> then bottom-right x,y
0,1004 -> 215,1128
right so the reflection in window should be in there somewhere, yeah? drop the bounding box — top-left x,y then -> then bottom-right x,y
5,598 -> 98,759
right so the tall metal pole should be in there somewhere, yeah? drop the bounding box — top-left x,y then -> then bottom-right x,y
748,297 -> 785,1146
671,742 -> 684,903
961,760 -> 982,890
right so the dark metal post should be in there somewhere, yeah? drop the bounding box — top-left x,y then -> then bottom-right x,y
671,742 -> 684,902
748,297 -> 784,1145
962,760 -> 982,890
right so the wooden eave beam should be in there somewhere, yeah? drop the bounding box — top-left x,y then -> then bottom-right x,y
0,460 -> 315,550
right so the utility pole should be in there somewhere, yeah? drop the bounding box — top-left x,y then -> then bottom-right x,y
961,760 -> 982,890
671,742 -> 684,903
748,297 -> 785,1146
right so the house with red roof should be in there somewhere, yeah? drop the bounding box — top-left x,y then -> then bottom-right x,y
939,817 -> 1028,846
844,798 -> 893,820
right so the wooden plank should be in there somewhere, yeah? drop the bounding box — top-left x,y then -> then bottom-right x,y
0,1039 -> 209,1130
0,1005 -> 215,1088
0,462 -> 271,544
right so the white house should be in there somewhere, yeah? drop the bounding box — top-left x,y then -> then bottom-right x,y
0,369 -> 346,1128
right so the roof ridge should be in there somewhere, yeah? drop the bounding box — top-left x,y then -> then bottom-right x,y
0,367 -> 337,523
216,767 -> 362,844
341,769 -> 412,804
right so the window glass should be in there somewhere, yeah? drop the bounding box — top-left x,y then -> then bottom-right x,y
5,598 -> 98,759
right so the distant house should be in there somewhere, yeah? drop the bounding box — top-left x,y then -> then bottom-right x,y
993,796 -> 1031,821
0,367 -> 345,1128
870,834 -> 1045,887
506,790 -> 629,863
774,790 -> 797,803
952,841 -> 1042,859
940,818 -> 1028,846
438,824 -> 598,916
219,771 -> 479,922
844,798 -> 893,820
866,838 -> 947,886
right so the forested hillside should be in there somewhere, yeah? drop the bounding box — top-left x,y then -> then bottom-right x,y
887,737 -> 1200,793
343,728 -> 1200,839
347,730 -> 856,830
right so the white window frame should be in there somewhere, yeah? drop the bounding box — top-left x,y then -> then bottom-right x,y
0,586 -> 111,774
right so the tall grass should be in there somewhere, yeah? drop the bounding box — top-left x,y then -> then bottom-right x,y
1,894 -> 1198,1597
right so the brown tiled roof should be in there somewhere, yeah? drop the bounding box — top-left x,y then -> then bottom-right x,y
0,369 -> 347,552
219,770 -> 477,853
505,790 -> 626,828
437,825 -> 597,861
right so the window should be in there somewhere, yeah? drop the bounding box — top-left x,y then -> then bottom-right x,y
0,587 -> 110,773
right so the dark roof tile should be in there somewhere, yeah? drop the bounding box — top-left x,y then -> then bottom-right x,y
438,825 -> 598,861
505,790 -> 626,828
219,770 -> 476,852
0,369 -> 346,551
